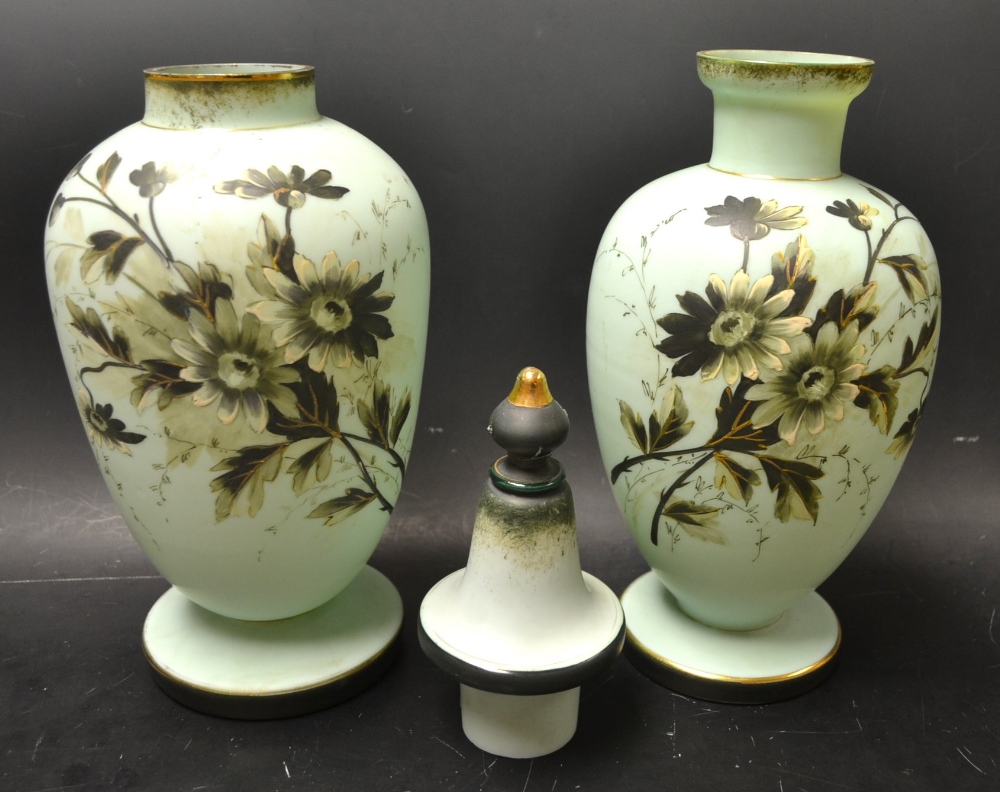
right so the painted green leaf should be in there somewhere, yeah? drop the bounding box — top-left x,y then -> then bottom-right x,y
65,297 -> 133,363
865,186 -> 893,207
210,443 -> 287,521
887,406 -> 922,460
757,455 -> 824,524
273,232 -> 297,282
618,400 -> 648,453
79,230 -> 145,283
289,439 -> 333,494
713,452 -> 760,505
48,193 -> 66,227
159,261 -> 233,320
648,387 -> 693,451
358,382 -> 392,448
878,254 -> 930,302
130,359 -> 200,412
310,185 -> 350,200
358,380 -> 412,451
854,365 -> 900,434
897,308 -> 939,376
809,282 -> 878,339
769,234 -> 816,316
96,152 -> 122,194
389,390 -> 411,447
308,488 -> 377,525
708,378 -> 780,452
662,500 -> 725,544
267,365 -> 339,440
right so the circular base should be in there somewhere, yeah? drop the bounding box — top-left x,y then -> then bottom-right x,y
621,572 -> 841,704
460,685 -> 580,758
142,566 -> 403,719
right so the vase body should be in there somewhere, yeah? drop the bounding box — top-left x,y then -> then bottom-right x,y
45,65 -> 430,621
587,51 -> 940,631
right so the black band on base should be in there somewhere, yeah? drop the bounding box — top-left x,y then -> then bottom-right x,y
144,628 -> 401,720
418,620 -> 625,696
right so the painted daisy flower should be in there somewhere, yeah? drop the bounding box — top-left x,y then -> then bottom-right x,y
826,199 -> 879,231
78,392 -> 145,455
129,161 -> 178,197
746,321 -> 867,445
655,271 -> 812,384
171,300 -> 298,432
214,165 -> 348,208
704,196 -> 807,242
249,253 -> 394,371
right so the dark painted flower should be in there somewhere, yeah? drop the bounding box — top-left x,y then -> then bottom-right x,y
78,392 -> 146,455
655,271 -> 812,384
705,196 -> 807,242
129,161 -> 177,197
826,199 -> 879,231
746,321 -> 866,445
171,300 -> 299,432
214,166 -> 348,208
249,253 -> 394,371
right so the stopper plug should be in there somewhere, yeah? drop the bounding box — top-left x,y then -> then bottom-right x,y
418,367 -> 625,758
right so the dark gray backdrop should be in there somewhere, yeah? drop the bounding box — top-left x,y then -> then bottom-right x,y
2,1 -> 998,790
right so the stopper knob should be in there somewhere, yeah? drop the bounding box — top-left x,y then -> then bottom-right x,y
488,367 -> 570,490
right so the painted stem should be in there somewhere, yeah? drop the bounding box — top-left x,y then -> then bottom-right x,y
650,451 -> 713,545
147,196 -> 174,262
862,228 -> 874,284
337,435 -> 394,514
78,359 -> 143,403
341,431 -> 407,475
611,445 -> 711,485
866,211 -> 917,284
61,196 -> 170,266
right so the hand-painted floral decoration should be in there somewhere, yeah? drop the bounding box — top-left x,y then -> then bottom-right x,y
604,190 -> 940,555
50,153 -> 413,525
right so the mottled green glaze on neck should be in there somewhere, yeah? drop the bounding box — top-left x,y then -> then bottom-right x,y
143,64 -> 320,131
698,50 -> 874,180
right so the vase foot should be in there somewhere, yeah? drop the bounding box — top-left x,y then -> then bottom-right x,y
621,571 -> 840,704
141,566 -> 403,719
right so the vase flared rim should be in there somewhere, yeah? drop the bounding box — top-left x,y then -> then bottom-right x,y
697,50 -> 873,68
144,64 -> 314,82
697,50 -> 873,97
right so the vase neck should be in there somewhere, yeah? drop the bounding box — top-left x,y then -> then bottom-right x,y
698,50 -> 874,181
142,64 -> 320,131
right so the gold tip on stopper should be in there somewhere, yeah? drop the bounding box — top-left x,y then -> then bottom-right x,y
507,367 -> 554,408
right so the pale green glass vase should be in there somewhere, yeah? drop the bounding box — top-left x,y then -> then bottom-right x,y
586,50 -> 940,702
44,65 -> 430,716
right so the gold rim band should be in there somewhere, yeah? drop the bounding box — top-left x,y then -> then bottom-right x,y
625,622 -> 842,686
145,64 -> 314,83
708,165 -> 843,182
